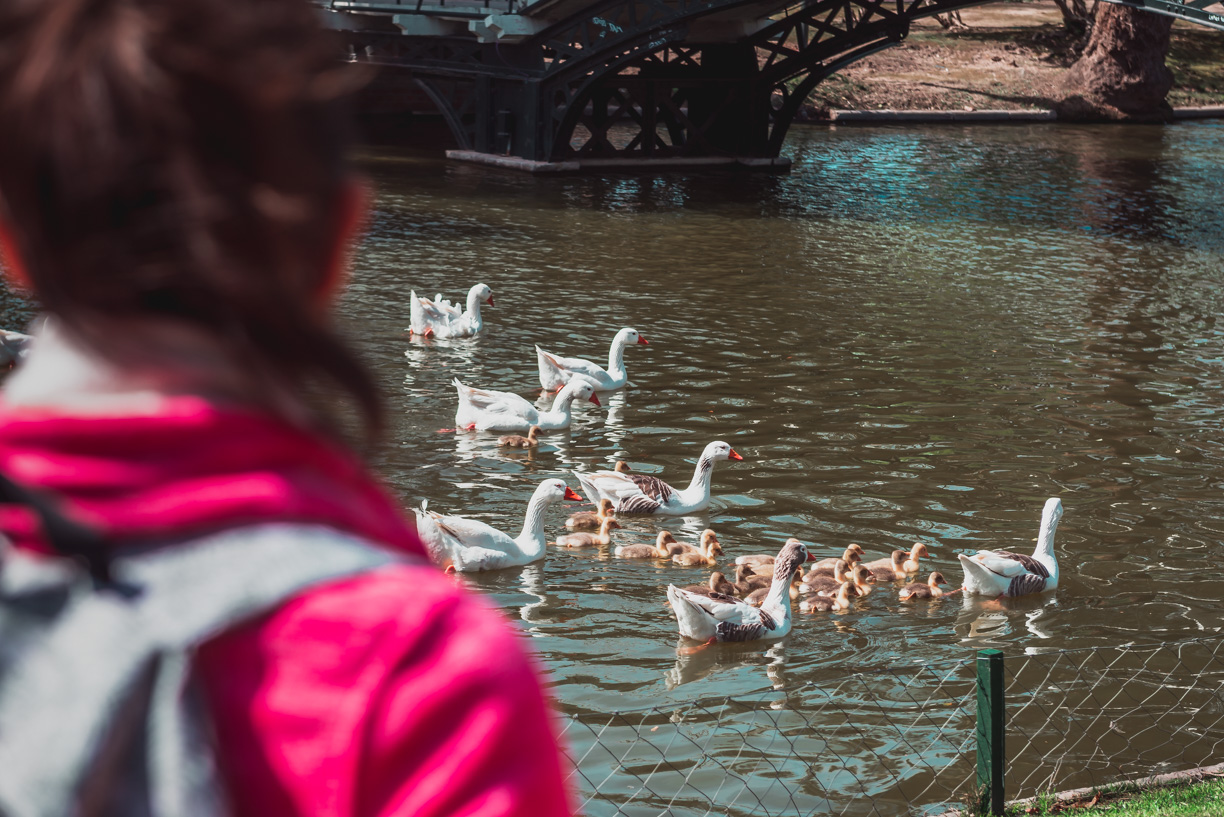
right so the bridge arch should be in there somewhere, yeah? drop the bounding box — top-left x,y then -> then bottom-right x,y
323,0 -> 1222,167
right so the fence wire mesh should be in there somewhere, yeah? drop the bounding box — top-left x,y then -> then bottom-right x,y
559,634 -> 1224,816
1006,634 -> 1224,801
558,657 -> 978,817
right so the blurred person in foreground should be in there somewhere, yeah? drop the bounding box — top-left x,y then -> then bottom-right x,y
0,0 -> 572,815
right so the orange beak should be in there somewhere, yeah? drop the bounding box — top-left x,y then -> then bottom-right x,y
589,393 -> 601,407
486,296 -> 495,306
728,449 -> 743,461
637,336 -> 649,345
563,487 -> 583,501
806,551 -> 817,561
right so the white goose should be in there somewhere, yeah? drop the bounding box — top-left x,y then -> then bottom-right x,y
575,441 -> 742,515
958,498 -> 1063,598
536,327 -> 648,392
414,479 -> 583,572
667,539 -> 808,643
454,377 -> 599,432
409,284 -> 493,339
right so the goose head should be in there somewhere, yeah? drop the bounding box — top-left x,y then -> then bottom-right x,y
614,461 -> 632,473
615,327 -> 649,347
903,542 -> 930,572
470,283 -> 494,307
559,379 -> 601,408
703,440 -> 744,463
699,529 -> 721,555
526,425 -> 542,443
772,539 -> 809,580
832,559 -> 852,581
836,581 -> 861,608
654,531 -> 676,557
851,564 -> 877,590
928,571 -> 948,588
536,479 -> 583,504
784,537 -> 818,562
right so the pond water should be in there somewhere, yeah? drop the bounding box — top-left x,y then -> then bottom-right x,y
342,121 -> 1224,813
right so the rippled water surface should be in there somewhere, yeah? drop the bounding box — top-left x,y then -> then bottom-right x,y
340,122 -> 1224,812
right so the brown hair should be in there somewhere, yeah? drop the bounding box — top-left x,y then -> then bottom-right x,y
0,0 -> 380,434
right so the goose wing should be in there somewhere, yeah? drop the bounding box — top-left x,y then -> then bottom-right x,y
453,379 -> 534,414
970,550 -> 1038,578
421,510 -> 505,544
538,347 -> 606,380
414,294 -> 450,322
433,296 -> 463,318
616,495 -> 662,514
628,475 -> 674,502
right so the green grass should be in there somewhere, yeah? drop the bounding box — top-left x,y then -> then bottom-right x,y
1013,778 -> 1224,816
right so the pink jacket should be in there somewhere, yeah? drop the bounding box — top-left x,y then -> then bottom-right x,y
197,557 -> 572,817
0,395 -> 573,817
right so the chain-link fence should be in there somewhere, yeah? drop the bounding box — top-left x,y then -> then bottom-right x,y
556,634 -> 1224,816
1006,636 -> 1224,801
559,658 -> 979,816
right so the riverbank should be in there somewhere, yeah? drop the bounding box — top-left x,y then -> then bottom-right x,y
800,2 -> 1224,120
1015,777 -> 1224,815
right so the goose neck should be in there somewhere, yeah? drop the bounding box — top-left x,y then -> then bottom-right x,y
516,494 -> 551,557
1033,508 -> 1061,563
607,337 -> 628,375
547,389 -> 576,419
762,573 -> 793,619
465,288 -> 484,317
680,454 -> 716,499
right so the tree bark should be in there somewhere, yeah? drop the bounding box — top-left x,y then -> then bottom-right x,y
1052,0 -> 1096,38
933,11 -> 968,30
1057,6 -> 1174,122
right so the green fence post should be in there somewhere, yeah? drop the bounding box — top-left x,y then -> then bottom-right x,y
976,649 -> 1005,815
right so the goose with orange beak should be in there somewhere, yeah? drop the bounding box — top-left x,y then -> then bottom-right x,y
536,327 -> 648,392
408,283 -> 493,339
414,480 -> 583,572
453,377 -> 600,432
575,441 -> 743,515
667,539 -> 807,644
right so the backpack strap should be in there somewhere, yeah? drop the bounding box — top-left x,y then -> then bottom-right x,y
0,524 -> 409,817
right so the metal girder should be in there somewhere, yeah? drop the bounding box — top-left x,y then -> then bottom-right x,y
319,0 -> 1223,166
546,0 -> 916,160
1109,0 -> 1224,29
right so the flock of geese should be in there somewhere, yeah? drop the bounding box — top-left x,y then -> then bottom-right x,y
407,284 -> 1066,646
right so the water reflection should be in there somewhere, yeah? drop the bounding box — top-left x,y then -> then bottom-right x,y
666,639 -> 791,690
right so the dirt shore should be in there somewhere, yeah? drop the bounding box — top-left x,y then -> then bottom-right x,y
801,2 -> 1224,118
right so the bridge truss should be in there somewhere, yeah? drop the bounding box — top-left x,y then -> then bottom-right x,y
320,0 -> 1223,167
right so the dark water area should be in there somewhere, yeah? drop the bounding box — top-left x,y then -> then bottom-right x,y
343,121 -> 1224,812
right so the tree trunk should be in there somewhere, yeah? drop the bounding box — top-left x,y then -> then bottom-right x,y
934,11 -> 968,30
1052,0 -> 1097,38
1057,6 -> 1174,122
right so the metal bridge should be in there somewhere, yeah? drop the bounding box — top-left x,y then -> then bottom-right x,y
318,0 -> 1224,170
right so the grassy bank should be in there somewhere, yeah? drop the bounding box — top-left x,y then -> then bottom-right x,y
803,1 -> 1224,116
1009,778 -> 1224,816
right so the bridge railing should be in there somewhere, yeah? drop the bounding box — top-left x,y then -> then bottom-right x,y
323,0 -> 521,17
